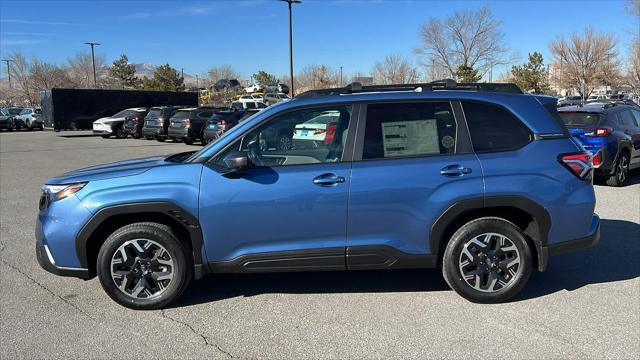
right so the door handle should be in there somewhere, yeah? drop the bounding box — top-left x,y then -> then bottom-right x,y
313,173 -> 345,186
440,165 -> 472,177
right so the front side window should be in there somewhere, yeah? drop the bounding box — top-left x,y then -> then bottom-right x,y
617,110 -> 636,127
461,101 -> 531,152
215,105 -> 352,168
362,102 -> 457,160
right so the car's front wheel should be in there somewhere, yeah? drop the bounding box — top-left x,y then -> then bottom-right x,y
114,124 -> 127,139
442,217 -> 532,303
97,222 -> 193,310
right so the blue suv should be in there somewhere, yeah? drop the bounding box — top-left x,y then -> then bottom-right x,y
36,81 -> 600,309
558,103 -> 640,186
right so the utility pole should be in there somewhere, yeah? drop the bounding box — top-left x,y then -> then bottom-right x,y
84,42 -> 100,87
280,0 -> 301,96
2,59 -> 15,88
339,66 -> 343,87
196,74 -> 199,89
181,68 -> 184,79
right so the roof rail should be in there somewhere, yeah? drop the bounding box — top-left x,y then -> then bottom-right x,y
295,79 -> 523,98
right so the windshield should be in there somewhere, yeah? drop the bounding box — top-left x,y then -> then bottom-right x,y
112,109 -> 135,118
559,112 -> 603,127
8,108 -> 22,115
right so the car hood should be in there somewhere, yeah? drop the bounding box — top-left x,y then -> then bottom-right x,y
94,116 -> 125,124
45,155 -> 171,184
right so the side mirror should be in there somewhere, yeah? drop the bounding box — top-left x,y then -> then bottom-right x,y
221,151 -> 249,173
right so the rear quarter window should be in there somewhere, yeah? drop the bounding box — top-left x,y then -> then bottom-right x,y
461,101 -> 532,152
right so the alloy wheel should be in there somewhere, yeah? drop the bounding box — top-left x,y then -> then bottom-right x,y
458,233 -> 521,293
618,155 -> 628,184
110,239 -> 174,299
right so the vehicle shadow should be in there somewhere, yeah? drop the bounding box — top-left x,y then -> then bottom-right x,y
594,168 -> 640,187
518,218 -> 640,300
174,220 -> 638,307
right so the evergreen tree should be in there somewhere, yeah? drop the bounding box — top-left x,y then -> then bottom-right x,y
108,54 -> 139,89
140,64 -> 185,91
252,70 -> 278,85
511,52 -> 549,93
455,65 -> 482,82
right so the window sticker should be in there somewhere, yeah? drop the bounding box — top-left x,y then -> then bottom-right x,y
381,119 -> 439,157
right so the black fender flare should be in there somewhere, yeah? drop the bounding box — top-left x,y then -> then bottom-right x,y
429,196 -> 551,270
75,202 -> 205,278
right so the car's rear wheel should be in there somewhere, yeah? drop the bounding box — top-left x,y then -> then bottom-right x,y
101,134 -> 111,139
156,136 -> 166,142
606,152 -> 629,187
442,217 -> 532,303
183,137 -> 194,145
97,222 -> 193,310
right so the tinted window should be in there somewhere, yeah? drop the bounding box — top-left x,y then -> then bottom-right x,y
171,110 -> 190,120
462,101 -> 531,152
362,102 -> 456,160
198,111 -> 213,118
617,110 -> 636,127
113,109 -> 136,118
630,110 -> 640,127
8,108 -> 22,115
559,112 -> 603,126
216,106 -> 352,168
246,102 -> 257,109
147,109 -> 162,118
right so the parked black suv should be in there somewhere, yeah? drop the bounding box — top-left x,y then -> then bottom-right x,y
201,109 -> 246,145
167,107 -> 222,145
123,109 -> 150,139
140,106 -> 183,141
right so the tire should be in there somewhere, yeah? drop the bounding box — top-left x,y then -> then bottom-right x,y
132,132 -> 141,139
114,124 -> 127,139
97,222 -> 193,310
101,134 -> 111,139
606,152 -> 629,187
156,136 -> 166,142
442,217 -> 532,303
183,137 -> 194,145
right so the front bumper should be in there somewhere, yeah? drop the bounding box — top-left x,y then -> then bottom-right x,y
92,123 -> 113,134
36,241 -> 91,279
539,214 -> 601,270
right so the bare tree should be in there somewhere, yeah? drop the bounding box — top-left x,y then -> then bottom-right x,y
550,28 -> 621,100
416,6 -> 508,80
372,54 -> 420,84
295,65 -> 340,92
627,38 -> 640,92
207,65 -> 241,84
67,51 -> 105,88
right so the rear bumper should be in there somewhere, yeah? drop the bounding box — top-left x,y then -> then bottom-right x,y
142,127 -> 164,137
168,127 -> 193,139
539,214 -> 600,270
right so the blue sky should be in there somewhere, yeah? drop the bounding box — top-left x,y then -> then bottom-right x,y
0,0 -> 638,81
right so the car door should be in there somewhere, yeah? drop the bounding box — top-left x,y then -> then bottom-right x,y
346,100 -> 483,269
198,104 -> 356,271
623,109 -> 640,167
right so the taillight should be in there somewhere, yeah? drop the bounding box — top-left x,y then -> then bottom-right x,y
592,150 -> 603,168
324,123 -> 337,144
131,116 -> 140,123
584,127 -> 611,137
558,152 -> 592,180
217,119 -> 229,126
183,119 -> 191,125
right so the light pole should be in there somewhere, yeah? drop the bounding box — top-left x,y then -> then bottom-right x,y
2,59 -> 15,88
83,42 -> 100,87
280,0 -> 301,96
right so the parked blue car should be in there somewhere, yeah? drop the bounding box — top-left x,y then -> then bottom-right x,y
558,103 -> 640,186
36,81 -> 600,309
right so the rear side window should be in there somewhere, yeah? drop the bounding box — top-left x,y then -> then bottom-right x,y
617,110 -> 636,127
362,102 -> 457,160
461,101 -> 531,152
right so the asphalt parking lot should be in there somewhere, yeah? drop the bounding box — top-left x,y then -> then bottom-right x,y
1,130 -> 638,359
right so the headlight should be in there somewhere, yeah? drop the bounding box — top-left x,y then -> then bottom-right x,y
43,183 -> 87,201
